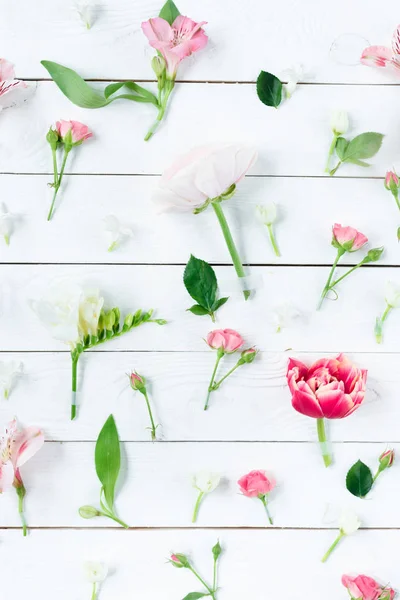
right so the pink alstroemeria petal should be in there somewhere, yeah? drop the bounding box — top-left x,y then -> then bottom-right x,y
0,461 -> 15,493
141,17 -> 173,47
392,24 -> 400,59
361,45 -> 394,68
0,58 -> 15,81
12,426 -> 44,468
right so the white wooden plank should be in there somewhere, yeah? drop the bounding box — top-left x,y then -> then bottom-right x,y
0,351 -> 397,442
1,264 -> 400,353
1,0 -> 399,84
1,175 -> 397,265
0,529 -> 398,599
0,82 -> 398,176
1,441 -> 399,528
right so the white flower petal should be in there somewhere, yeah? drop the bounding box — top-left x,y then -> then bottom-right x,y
79,290 -> 104,337
83,561 -> 108,583
256,203 -> 277,225
330,110 -> 349,136
338,509 -> 361,535
103,215 -> 133,251
384,280 -> 400,308
0,203 -> 13,244
281,64 -> 304,97
192,471 -> 221,494
269,303 -> 301,332
75,2 -> 97,29
0,361 -> 23,398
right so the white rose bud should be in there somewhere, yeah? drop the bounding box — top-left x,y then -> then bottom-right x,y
256,203 -> 277,226
83,561 -> 108,583
384,281 -> 400,308
330,110 -> 349,136
338,509 -> 361,535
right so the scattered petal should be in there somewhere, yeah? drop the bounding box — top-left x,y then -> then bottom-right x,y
83,561 -> 108,583
0,361 -> 23,399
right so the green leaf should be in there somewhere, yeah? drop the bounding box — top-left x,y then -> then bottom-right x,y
345,158 -> 371,167
187,304 -> 211,316
256,71 -> 283,108
159,0 -> 180,24
342,132 -> 384,162
182,594 -> 209,600
95,415 -> 121,510
104,82 -> 125,99
335,137 -> 349,161
212,297 -> 229,311
346,459 -> 373,498
183,255 -> 217,312
41,61 -> 110,108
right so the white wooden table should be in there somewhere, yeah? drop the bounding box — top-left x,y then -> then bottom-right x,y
1,1 -> 399,597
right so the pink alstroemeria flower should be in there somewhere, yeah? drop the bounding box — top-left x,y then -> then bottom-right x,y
332,223 -> 368,252
142,15 -> 208,78
342,574 -> 396,600
0,58 -> 28,112
361,25 -> 400,74
287,354 -> 367,467
55,120 -> 93,146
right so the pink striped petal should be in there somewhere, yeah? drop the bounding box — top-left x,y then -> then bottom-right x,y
361,45 -> 394,68
392,25 -> 400,58
12,427 -> 44,468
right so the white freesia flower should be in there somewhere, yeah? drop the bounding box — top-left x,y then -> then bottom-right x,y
269,303 -> 301,333
0,361 -> 22,399
281,64 -> 304,98
384,281 -> 400,308
338,509 -> 361,535
30,283 -> 104,348
330,109 -> 349,136
103,215 -> 133,252
192,471 -> 221,494
74,2 -> 97,29
83,561 -> 108,583
0,203 -> 13,245
256,203 -> 277,226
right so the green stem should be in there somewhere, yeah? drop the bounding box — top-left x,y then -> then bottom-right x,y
329,161 -> 342,176
71,354 -> 79,420
213,556 -> 217,594
325,135 -> 338,173
212,202 -> 250,300
329,258 -> 366,288
317,249 -> 344,309
321,531 -> 344,562
375,304 -> 392,344
47,147 -> 70,220
51,146 -> 58,188
259,495 -> 273,525
392,190 -> 400,211
142,389 -> 157,441
267,224 -> 280,257
192,491 -> 204,523
99,509 -> 129,529
188,566 -> 215,598
205,353 -> 223,410
144,82 -> 174,141
316,418 -> 332,467
91,583 -> 97,600
16,485 -> 27,537
212,361 -> 241,391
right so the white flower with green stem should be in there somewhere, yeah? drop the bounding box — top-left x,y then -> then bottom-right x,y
191,471 -> 221,523
321,509 -> 361,562
375,281 -> 400,343
256,203 -> 280,257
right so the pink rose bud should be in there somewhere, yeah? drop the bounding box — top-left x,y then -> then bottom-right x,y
206,329 -> 244,354
332,223 -> 368,253
342,574 -> 395,600
239,347 -> 258,364
379,449 -> 395,470
169,553 -> 190,568
129,372 -> 146,392
237,470 -> 276,498
384,170 -> 399,191
55,120 -> 93,147
287,353 -> 367,419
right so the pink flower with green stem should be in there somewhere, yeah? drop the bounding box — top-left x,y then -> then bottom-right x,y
154,143 -> 258,300
169,540 -> 222,600
238,470 -> 276,524
129,372 -> 159,441
342,573 -> 396,600
46,119 -> 93,220
384,170 -> 400,212
141,11 -> 208,141
0,418 -> 44,536
318,223 -> 383,309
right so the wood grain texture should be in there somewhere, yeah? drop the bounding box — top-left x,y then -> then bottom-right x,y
0,82 -> 398,176
1,0 -> 399,83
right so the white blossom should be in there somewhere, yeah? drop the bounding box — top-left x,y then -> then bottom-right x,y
83,561 -> 108,583
79,290 -> 104,336
103,215 -> 133,252
0,203 -> 13,245
269,303 -> 301,333
281,64 -> 304,98
0,361 -> 22,399
338,509 -> 361,535
330,110 -> 349,136
256,203 -> 277,226
192,471 -> 221,494
74,2 -> 97,29
384,281 -> 400,308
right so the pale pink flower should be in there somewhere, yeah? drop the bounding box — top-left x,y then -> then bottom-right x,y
0,418 -> 44,492
0,58 -> 28,112
385,170 -> 399,189
342,574 -> 395,600
206,329 -> 244,353
238,470 -> 276,498
55,120 -> 93,145
154,143 -> 257,211
361,25 -> 400,74
142,15 -> 208,78
332,223 -> 368,252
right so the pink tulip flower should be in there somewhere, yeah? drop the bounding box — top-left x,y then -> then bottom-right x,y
206,329 -> 244,354
55,119 -> 93,146
361,25 -> 400,75
0,58 -> 28,112
238,470 -> 276,524
287,354 -> 367,467
342,574 -> 396,600
0,419 -> 44,536
142,15 -> 208,79
332,223 -> 368,252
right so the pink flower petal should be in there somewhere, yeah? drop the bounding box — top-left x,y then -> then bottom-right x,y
141,17 -> 173,47
361,45 -> 394,68
0,461 -> 15,493
393,25 -> 400,58
0,58 -> 16,81
12,426 -> 44,468
292,387 -> 324,418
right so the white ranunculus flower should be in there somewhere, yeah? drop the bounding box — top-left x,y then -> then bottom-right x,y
256,203 -> 277,226
330,110 -> 349,136
0,203 -> 13,245
338,509 -> 361,535
83,561 -> 108,583
103,215 -> 133,252
0,361 -> 23,399
384,281 -> 400,308
79,290 -> 104,337
281,64 -> 304,98
74,2 -> 97,29
154,143 -> 257,211
192,471 -> 221,494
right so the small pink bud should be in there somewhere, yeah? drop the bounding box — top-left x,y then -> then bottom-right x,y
384,170 -> 399,190
129,372 -> 146,392
169,553 -> 190,568
379,449 -> 395,469
240,347 -> 258,364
